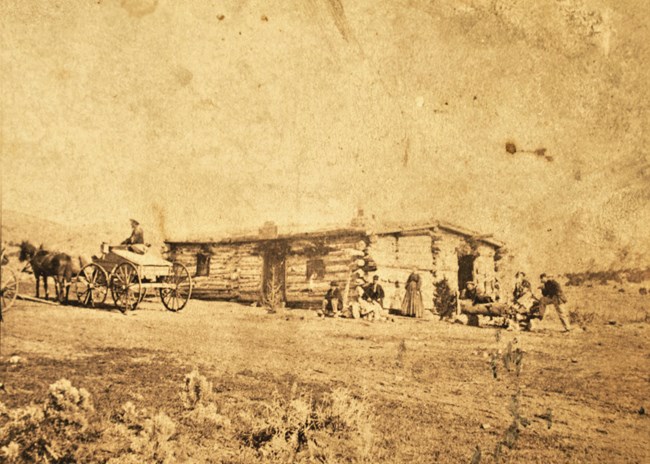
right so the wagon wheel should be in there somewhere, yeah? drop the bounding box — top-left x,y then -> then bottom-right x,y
160,262 -> 192,312
1,267 -> 19,313
75,263 -> 109,307
111,262 -> 143,313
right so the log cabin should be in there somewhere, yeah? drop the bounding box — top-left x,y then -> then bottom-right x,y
164,213 -> 505,310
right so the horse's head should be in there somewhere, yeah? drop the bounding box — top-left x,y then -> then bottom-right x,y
19,241 -> 38,262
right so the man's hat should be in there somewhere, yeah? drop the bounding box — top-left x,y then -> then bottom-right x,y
130,218 -> 140,225
373,275 -> 379,281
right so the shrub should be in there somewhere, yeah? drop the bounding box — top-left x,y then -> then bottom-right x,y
569,310 -> 596,327
237,383 -> 374,463
263,267 -> 285,313
44,378 -> 94,431
434,278 -> 457,319
0,379 -> 96,463
179,369 -> 230,433
107,406 -> 177,464
180,369 -> 214,410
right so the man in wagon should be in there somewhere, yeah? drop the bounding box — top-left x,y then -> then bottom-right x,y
122,219 -> 146,254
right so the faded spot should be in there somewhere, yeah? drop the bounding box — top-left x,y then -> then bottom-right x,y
55,68 -> 72,80
174,66 -> 193,87
120,0 -> 158,18
403,137 -> 410,167
324,0 -> 351,41
574,170 -> 582,181
152,202 -> 168,239
217,14 -> 225,21
261,15 -> 268,22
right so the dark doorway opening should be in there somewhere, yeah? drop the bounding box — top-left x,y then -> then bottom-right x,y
262,242 -> 287,305
457,255 -> 475,292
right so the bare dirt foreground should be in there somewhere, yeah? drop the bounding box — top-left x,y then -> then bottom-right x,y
1,288 -> 648,463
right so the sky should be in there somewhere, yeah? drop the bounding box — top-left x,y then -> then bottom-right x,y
1,0 -> 649,274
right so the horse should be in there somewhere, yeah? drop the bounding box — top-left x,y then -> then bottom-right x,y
18,241 -> 80,303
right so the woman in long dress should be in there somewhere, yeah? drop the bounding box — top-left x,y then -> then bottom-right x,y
402,269 -> 424,318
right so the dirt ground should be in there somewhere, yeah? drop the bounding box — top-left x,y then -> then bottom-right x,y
1,285 -> 648,463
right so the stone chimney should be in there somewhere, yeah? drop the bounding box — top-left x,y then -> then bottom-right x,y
350,208 -> 367,228
259,221 -> 278,238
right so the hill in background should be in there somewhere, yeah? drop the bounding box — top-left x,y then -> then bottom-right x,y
1,209 -> 165,258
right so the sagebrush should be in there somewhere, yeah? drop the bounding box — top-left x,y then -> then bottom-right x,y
1,371 -> 374,464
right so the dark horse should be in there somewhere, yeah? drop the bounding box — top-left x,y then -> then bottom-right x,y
18,241 -> 76,303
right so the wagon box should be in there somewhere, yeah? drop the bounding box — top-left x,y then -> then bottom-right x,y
74,244 -> 192,313
94,248 -> 172,281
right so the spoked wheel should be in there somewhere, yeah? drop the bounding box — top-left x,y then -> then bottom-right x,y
111,262 -> 143,313
160,262 -> 192,312
75,263 -> 109,307
1,267 -> 19,313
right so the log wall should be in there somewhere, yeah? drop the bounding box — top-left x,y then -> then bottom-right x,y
167,228 -> 502,309
167,233 -> 366,306
167,243 -> 262,301
284,234 -> 366,307
367,232 -> 436,309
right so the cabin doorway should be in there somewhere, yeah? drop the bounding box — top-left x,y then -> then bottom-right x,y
457,255 -> 475,292
262,243 -> 287,306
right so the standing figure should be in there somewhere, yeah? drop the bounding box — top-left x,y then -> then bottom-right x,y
538,273 -> 571,332
389,281 -> 404,313
402,269 -> 424,318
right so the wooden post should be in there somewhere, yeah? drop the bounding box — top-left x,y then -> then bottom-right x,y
342,266 -> 352,311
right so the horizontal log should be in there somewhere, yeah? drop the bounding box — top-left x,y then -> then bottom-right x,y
461,302 -> 509,316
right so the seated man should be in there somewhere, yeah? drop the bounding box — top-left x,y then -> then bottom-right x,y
460,281 -> 477,301
121,219 -> 146,254
363,275 -> 385,307
322,281 -> 343,316
512,271 -> 535,311
348,279 -> 377,320
360,276 -> 385,321
461,281 -> 494,305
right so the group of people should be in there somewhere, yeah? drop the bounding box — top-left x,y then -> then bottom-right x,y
513,271 -> 572,332
462,271 -> 572,332
322,269 -> 426,321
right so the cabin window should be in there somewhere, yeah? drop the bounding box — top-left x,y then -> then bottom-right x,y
306,258 -> 325,280
196,253 -> 211,277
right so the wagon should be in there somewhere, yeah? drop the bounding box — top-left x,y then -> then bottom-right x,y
74,244 -> 192,313
1,249 -> 19,312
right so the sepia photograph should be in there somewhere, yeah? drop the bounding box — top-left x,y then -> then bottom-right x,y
1,0 -> 648,462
